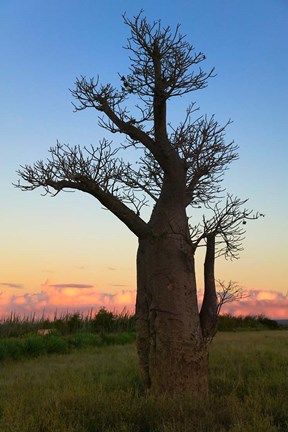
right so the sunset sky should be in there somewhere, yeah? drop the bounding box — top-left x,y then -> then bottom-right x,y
1,0 -> 287,319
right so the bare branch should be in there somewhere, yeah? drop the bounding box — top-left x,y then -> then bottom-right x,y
168,106 -> 238,207
116,158 -> 160,203
70,75 -> 181,175
15,141 -> 151,238
216,280 -> 250,315
70,12 -> 216,177
122,11 -> 215,101
192,195 -> 263,259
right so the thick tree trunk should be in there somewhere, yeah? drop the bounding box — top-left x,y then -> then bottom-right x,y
135,231 -> 208,396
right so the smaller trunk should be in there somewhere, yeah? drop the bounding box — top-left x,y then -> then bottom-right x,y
200,235 -> 218,342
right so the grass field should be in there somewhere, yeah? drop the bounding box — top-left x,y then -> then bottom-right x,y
0,331 -> 287,432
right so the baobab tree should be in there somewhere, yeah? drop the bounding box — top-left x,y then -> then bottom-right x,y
16,13 -> 261,397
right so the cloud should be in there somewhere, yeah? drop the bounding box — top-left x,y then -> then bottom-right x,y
219,289 -> 288,319
48,283 -> 94,289
0,281 -> 136,318
0,283 -> 287,320
0,282 -> 23,289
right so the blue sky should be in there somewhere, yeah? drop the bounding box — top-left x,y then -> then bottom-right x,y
0,0 -> 287,316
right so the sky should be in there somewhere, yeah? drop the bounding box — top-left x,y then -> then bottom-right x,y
0,0 -> 287,319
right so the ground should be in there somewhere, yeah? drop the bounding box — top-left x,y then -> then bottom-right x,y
0,331 -> 287,431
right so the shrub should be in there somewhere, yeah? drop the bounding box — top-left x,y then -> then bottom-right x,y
0,344 -> 7,361
257,315 -> 280,330
2,339 -> 24,360
92,308 -> 115,333
102,332 -> 136,346
45,335 -> 69,354
217,314 -> 280,332
23,336 -> 46,357
71,332 -> 102,348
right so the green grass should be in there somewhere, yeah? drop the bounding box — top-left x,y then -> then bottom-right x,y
0,331 -> 287,431
0,331 -> 136,362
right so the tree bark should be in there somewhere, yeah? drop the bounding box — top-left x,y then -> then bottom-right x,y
200,234 -> 218,341
135,205 -> 208,396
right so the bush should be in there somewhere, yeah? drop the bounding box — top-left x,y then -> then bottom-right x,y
257,315 -> 280,330
3,339 -> 24,360
217,314 -> 280,332
23,336 -> 46,357
92,308 -> 115,333
45,335 -> 69,354
70,332 -> 102,348
102,332 -> 136,346
0,344 -> 7,361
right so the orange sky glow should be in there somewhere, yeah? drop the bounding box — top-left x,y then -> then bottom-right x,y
0,281 -> 287,320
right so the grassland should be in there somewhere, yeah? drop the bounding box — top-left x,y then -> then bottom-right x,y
0,331 -> 287,432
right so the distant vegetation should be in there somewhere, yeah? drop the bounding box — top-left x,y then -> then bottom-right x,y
0,308 -> 135,362
0,308 -> 135,338
0,309 -> 284,363
0,309 -> 283,338
217,313 -> 283,331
